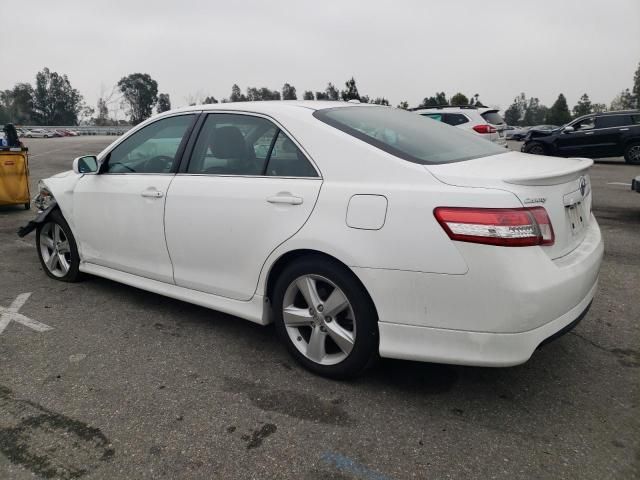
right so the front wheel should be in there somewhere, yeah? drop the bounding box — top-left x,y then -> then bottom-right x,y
272,257 -> 379,379
36,209 -> 82,282
624,143 -> 640,165
524,142 -> 547,155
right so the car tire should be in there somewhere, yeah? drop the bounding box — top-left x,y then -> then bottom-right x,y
36,209 -> 82,282
44,135 -> 48,138
624,143 -> 640,165
524,142 -> 547,155
272,256 -> 379,379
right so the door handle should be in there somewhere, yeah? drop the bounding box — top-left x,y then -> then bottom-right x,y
141,190 -> 164,198
267,194 -> 303,205
619,128 -> 629,131
584,132 -> 594,135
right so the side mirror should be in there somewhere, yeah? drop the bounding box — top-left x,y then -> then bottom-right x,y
563,126 -> 575,133
73,155 -> 98,174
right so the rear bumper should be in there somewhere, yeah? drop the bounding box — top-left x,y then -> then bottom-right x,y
353,216 -> 603,366
377,280 -> 597,367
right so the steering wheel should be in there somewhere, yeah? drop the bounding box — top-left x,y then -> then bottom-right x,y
143,155 -> 174,173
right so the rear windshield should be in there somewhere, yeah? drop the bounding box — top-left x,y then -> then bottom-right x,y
313,106 -> 505,165
481,111 -> 505,125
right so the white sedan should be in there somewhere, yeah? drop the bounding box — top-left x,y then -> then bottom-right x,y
21,101 -> 603,378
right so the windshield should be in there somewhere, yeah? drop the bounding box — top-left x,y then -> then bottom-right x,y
314,106 -> 505,164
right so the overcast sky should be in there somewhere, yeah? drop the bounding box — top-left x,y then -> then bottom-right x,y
2,0 -> 639,114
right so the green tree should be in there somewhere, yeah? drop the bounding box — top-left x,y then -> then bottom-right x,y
229,84 -> 246,102
545,93 -> 571,125
325,83 -> 340,101
523,97 -> 548,125
371,97 -> 389,105
315,91 -> 328,100
157,93 -> 171,113
32,67 -> 84,125
282,83 -> 297,100
117,73 -> 158,125
420,92 -> 447,107
504,93 -> 526,125
203,96 -> 218,104
592,103 -> 607,113
397,101 -> 409,109
340,77 -> 360,101
359,95 -> 370,103
610,88 -> 635,110
572,93 -> 593,118
0,83 -> 34,124
633,61 -> 640,108
95,98 -> 110,126
303,91 -> 314,100
450,92 -> 469,106
469,93 -> 485,107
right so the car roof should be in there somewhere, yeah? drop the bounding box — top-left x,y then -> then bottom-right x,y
165,100 -> 368,117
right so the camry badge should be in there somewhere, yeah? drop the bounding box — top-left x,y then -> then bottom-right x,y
523,197 -> 546,204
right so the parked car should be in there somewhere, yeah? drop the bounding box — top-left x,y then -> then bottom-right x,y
506,126 -> 531,141
632,176 -> 640,193
413,105 -> 508,148
24,129 -> 52,138
19,102 -> 603,378
522,111 -> 640,164
53,129 -> 69,137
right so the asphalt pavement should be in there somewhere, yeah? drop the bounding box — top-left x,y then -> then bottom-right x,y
0,137 -> 638,479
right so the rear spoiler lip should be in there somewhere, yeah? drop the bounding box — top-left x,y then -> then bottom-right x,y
503,158 -> 593,186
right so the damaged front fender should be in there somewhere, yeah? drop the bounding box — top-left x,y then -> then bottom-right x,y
17,200 -> 58,237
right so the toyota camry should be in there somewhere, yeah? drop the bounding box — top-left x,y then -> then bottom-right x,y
19,101 -> 603,378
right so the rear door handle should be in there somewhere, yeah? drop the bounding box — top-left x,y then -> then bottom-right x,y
267,193 -> 303,205
141,190 -> 164,198
619,128 -> 629,131
584,132 -> 594,135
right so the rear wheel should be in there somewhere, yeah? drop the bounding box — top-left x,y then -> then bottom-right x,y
624,143 -> 640,165
524,142 -> 547,155
36,209 -> 82,282
272,257 -> 378,379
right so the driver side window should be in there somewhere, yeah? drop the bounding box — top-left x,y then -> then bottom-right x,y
573,117 -> 595,131
105,115 -> 195,174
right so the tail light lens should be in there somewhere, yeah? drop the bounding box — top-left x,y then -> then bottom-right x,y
472,124 -> 497,134
434,207 -> 555,247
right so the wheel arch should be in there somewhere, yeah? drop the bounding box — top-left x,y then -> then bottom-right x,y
263,249 -> 379,320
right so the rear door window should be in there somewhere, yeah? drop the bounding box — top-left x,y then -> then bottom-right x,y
481,111 -> 505,125
595,115 -> 631,129
442,113 -> 469,126
422,114 -> 442,122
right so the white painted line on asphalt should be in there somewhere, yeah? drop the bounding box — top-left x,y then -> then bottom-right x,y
0,292 -> 53,335
607,182 -> 632,186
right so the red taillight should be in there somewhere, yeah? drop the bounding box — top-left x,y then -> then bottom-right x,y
434,207 -> 555,247
472,124 -> 497,134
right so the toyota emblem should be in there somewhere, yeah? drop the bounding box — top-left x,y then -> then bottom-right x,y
579,176 -> 587,197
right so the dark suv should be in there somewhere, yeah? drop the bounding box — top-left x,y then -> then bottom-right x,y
522,110 -> 640,164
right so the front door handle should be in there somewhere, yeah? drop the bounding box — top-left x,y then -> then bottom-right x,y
267,193 -> 303,205
584,132 -> 594,135
141,190 -> 164,198
619,128 -> 629,131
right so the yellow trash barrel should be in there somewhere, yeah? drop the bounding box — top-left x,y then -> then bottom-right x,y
0,147 -> 31,210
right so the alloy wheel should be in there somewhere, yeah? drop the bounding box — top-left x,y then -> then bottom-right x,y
282,274 -> 356,366
629,145 -> 640,163
39,223 -> 71,278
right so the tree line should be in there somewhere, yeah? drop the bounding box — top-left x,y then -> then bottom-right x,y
2,62 -> 639,127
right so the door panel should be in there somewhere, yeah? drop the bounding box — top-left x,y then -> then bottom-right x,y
73,175 -> 175,283
164,176 -> 321,300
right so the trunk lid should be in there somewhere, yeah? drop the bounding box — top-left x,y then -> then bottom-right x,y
426,151 -> 593,259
